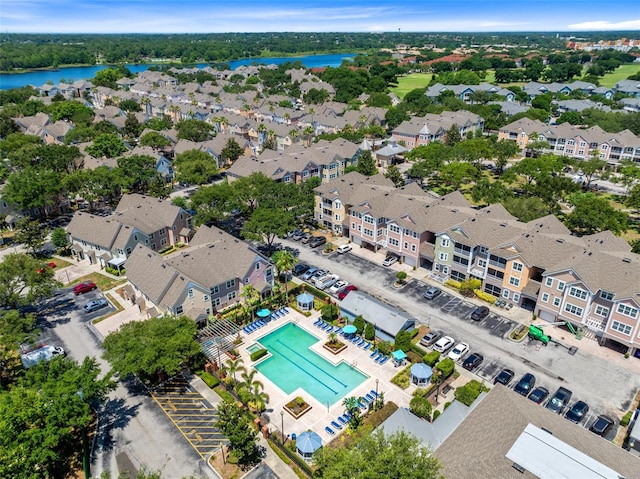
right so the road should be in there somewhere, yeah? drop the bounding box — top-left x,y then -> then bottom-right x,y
38,288 -> 216,479
282,236 -> 640,436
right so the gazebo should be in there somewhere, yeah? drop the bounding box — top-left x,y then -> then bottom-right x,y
296,431 -> 322,459
392,350 -> 407,366
296,292 -> 314,312
410,363 -> 433,386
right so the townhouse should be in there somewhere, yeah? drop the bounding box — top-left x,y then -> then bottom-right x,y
391,111 -> 485,149
425,82 -> 516,103
66,193 -> 192,268
125,224 -> 274,322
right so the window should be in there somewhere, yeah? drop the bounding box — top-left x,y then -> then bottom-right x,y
502,290 -> 510,299
545,277 -> 553,287
513,293 -> 520,302
439,252 -> 448,261
363,228 -> 373,236
617,304 -> 639,319
441,238 -> 450,247
509,276 -> 520,287
389,238 -> 399,247
335,214 -> 341,221
478,259 -> 487,268
244,278 -> 249,284
600,291 -> 614,301
579,141 -> 586,147
541,293 -> 549,303
211,285 -> 219,294
159,228 -> 166,236
601,144 -> 608,150
203,294 -> 209,301
227,291 -> 237,301
213,297 -> 221,307
255,262 -> 260,270
512,262 -> 523,272
160,238 -> 167,246
364,216 -> 374,224
411,244 -> 416,252
352,223 -> 356,229
175,305 -> 184,315
557,281 -> 565,292
389,224 -> 401,233
412,231 -> 418,238
595,305 -> 609,317
134,234 -> 138,241
553,297 -> 561,307
188,289 -> 194,298
569,287 -> 588,301
403,242 -> 409,249
226,279 -> 235,289
611,321 -> 632,335
564,303 -> 583,317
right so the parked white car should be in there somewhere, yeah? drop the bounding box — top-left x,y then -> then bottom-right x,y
329,280 -> 349,295
433,336 -> 455,353
448,342 -> 469,361
336,244 -> 352,254
315,274 -> 340,290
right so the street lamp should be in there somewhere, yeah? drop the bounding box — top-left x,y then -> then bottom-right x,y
280,410 -> 285,444
375,379 -> 379,410
435,375 -> 441,405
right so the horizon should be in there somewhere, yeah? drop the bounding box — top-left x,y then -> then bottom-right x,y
2,0 -> 639,35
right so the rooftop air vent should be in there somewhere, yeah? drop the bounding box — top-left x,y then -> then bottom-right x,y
623,257 -> 631,263
512,463 -> 526,474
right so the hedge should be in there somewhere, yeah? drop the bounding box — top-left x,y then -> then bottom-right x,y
199,371 -> 220,389
445,279 -> 462,289
474,289 -> 497,304
411,343 -> 428,357
621,411 -> 633,427
250,348 -> 268,361
423,351 -> 441,367
406,351 -> 423,363
454,379 -> 488,406
434,358 -> 455,379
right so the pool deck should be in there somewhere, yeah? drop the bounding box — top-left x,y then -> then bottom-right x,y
239,308 -> 414,445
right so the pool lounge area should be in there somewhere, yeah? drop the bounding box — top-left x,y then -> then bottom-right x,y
237,309 -> 414,444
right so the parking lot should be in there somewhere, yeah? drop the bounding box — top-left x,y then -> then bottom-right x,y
283,235 -> 640,442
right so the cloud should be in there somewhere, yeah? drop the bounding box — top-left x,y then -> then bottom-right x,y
567,19 -> 640,30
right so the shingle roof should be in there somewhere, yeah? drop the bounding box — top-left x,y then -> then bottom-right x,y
114,193 -> 185,234
67,212 -> 123,249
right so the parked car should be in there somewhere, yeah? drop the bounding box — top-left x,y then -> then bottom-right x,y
329,280 -> 348,295
382,255 -> 399,267
471,306 -> 490,321
494,368 -> 515,386
293,263 -> 310,276
545,387 -> 573,414
310,269 -> 327,282
83,298 -> 109,313
420,330 -> 441,347
513,373 -> 536,397
423,286 -> 442,300
300,267 -> 318,281
315,274 -> 339,290
74,281 -> 97,295
292,231 -> 305,241
448,342 -> 469,361
37,261 -> 57,273
589,415 -> 614,436
309,236 -> 327,248
284,246 -> 300,257
565,400 -> 589,423
338,285 -> 358,300
301,233 -> 312,244
528,386 -> 549,404
336,244 -> 352,254
462,353 -> 484,371
433,336 -> 455,353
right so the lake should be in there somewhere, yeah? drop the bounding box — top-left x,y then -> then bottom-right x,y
0,53 -> 357,90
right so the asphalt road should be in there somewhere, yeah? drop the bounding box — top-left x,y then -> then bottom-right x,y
283,236 -> 640,436
37,288 -> 216,479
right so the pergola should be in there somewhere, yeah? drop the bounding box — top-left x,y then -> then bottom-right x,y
197,318 -> 242,368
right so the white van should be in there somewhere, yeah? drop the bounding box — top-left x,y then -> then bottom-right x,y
314,274 -> 339,290
336,244 -> 352,254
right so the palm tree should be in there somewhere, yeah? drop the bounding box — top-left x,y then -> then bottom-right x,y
303,126 -> 315,147
251,382 -> 270,416
240,368 -> 261,392
342,396 -> 362,430
271,250 -> 297,300
289,128 -> 299,145
241,284 -> 260,320
225,357 -> 246,386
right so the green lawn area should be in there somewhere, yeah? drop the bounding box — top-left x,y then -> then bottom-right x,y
598,64 -> 640,88
391,73 -> 432,99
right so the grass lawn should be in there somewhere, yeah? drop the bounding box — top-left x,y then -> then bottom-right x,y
598,64 -> 640,88
391,73 -> 433,99
71,272 -> 127,292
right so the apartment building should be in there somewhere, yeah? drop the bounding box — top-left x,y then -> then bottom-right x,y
391,111 -> 485,149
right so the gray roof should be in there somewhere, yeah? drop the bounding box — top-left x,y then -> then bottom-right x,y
434,386 -> 640,479
67,212 -> 123,250
114,193 -> 186,234
340,291 -> 416,338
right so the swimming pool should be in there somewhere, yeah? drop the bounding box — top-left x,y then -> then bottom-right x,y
246,343 -> 264,355
255,322 -> 367,406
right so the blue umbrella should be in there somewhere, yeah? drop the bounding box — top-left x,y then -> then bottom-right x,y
257,308 -> 271,318
343,325 -> 357,334
296,431 -> 322,456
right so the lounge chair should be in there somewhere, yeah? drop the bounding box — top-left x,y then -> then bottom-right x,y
370,389 -> 379,397
365,393 -> 374,402
357,338 -> 366,347
363,342 -> 371,351
325,426 -> 335,436
370,349 -> 379,358
282,307 -> 289,314
351,336 -> 360,343
379,356 -> 389,365
313,318 -> 321,326
337,416 -> 348,426
243,327 -> 250,334
330,421 -> 342,430
374,353 -> 384,362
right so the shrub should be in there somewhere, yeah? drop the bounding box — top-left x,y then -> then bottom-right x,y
409,395 -> 432,420
394,330 -> 412,352
443,401 -> 452,410
621,411 -> 633,427
445,279 -> 461,289
432,410 -> 441,421
434,358 -> 455,378
411,343 -> 428,357
406,351 -> 423,363
250,348 -> 268,361
354,315 -> 365,334
377,340 -> 393,356
474,289 -> 497,304
454,379 -> 488,406
199,371 -> 220,389
321,303 -> 339,322
459,279 -> 482,296
395,271 -> 408,284
391,365 -> 412,389
423,351 -> 441,367
364,322 -> 375,340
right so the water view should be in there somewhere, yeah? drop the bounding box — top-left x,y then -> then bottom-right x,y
0,53 -> 357,90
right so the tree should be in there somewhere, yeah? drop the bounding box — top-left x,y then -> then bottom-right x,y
51,227 -> 69,252
409,394 -> 432,420
102,315 -> 201,383
123,112 -> 142,139
0,254 -> 60,308
565,193 -> 628,235
215,400 -> 259,465
220,138 -> 244,164
3,167 -> 64,216
385,164 -> 404,187
353,315 -> 365,334
492,139 -> 520,173
502,196 -> 550,222
115,154 -> 161,194
321,303 -> 340,323
224,358 -> 246,387
454,379 -> 487,406
394,329 -> 412,352
271,250 -> 297,297
313,429 -> 442,479
0,309 -> 38,388
139,131 -> 170,149
364,322 -> 375,341
342,396 -> 363,431
241,207 -> 295,247
356,150 -> 377,176
444,124 -> 461,146
86,133 -> 127,158
174,149 -> 219,185
627,184 -> 640,211
175,119 -> 214,142
14,217 -> 48,256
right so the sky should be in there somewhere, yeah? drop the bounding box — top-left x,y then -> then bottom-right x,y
2,0 -> 640,34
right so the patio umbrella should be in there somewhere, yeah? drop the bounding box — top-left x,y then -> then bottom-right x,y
257,308 -> 271,318
343,325 -> 357,334
392,350 -> 407,361
296,431 -> 322,456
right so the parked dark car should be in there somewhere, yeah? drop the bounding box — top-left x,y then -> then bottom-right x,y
589,415 -> 614,436
471,306 -> 490,321
545,387 -> 573,414
420,330 -> 441,347
565,400 -> 589,423
309,236 -> 327,248
494,368 -> 515,386
293,263 -> 310,276
528,386 -> 549,404
514,373 -> 536,397
423,286 -> 442,300
462,353 -> 484,371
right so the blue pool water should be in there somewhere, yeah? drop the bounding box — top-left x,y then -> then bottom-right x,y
255,322 -> 367,406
